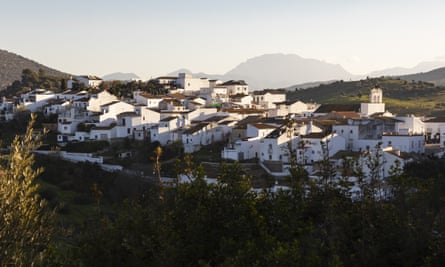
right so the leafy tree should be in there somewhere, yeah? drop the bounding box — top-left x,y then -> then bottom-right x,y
0,114 -> 54,266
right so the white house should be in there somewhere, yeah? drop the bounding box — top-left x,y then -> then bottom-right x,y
299,133 -> 346,165
271,100 -> 313,117
115,111 -> 142,139
182,121 -> 227,153
230,94 -> 253,108
199,85 -> 228,105
176,73 -> 210,95
88,90 -> 118,112
0,97 -> 15,121
133,91 -> 164,108
67,75 -> 103,89
151,116 -> 182,145
423,117 -> 445,145
381,134 -> 425,153
222,123 -> 277,161
20,89 -> 57,112
90,124 -> 117,141
252,90 -> 286,109
138,107 -> 161,126
99,101 -> 135,123
221,80 -> 249,95
395,115 -> 425,135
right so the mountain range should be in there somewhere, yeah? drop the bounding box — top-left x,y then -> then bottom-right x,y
169,54 -> 445,89
2,49 -> 445,90
169,54 -> 356,90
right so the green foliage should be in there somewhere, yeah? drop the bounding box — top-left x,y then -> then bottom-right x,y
2,68 -> 68,97
100,79 -> 167,98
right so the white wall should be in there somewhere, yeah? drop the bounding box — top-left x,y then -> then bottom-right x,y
99,101 -> 135,122
88,91 -> 118,112
396,115 -> 425,135
222,138 -> 260,161
382,135 -> 425,153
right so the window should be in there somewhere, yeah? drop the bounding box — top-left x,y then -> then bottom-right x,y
127,128 -> 131,134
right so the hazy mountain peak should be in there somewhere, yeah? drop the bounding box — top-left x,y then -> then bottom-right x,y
102,72 -> 140,81
369,60 -> 445,77
225,53 -> 354,89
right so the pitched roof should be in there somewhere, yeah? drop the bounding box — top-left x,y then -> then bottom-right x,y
265,126 -> 287,139
78,75 -> 102,80
183,122 -> 209,135
160,116 -> 177,122
423,117 -> 445,123
252,89 -> 286,95
100,100 -> 121,107
249,123 -> 278,129
233,115 -> 263,129
221,80 -> 248,86
274,99 -> 304,105
117,112 -> 139,118
222,108 -> 266,114
314,104 -> 360,113
302,132 -> 329,139
329,111 -> 361,119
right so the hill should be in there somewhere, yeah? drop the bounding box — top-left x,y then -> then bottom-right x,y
398,67 -> 445,86
169,54 -> 356,90
368,60 -> 445,77
224,53 -> 355,90
102,72 -> 141,81
286,77 -> 445,116
0,49 -> 69,90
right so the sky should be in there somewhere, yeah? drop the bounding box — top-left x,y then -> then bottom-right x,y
1,0 -> 444,79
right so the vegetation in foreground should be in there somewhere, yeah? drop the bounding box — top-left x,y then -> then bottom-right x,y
2,117 -> 445,266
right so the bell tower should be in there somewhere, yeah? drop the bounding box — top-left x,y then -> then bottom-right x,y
361,86 -> 385,116
370,87 -> 382,103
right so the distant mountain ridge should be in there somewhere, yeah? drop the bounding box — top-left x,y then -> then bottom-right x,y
0,49 -> 69,89
170,54 -> 356,90
225,54 -> 355,89
368,60 -> 445,77
397,67 -> 445,86
102,72 -> 140,81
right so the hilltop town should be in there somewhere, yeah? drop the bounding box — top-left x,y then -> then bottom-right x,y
1,72 -> 442,186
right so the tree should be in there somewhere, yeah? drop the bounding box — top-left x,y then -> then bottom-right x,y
0,114 -> 54,266
152,146 -> 164,201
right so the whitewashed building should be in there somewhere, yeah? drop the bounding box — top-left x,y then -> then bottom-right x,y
252,90 -> 286,109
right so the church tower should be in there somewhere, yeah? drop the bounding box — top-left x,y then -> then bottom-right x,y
361,86 -> 385,116
370,87 -> 382,103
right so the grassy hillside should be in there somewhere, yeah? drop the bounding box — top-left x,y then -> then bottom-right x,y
287,77 -> 445,116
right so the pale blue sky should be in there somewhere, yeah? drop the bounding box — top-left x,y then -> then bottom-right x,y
1,0 -> 444,79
